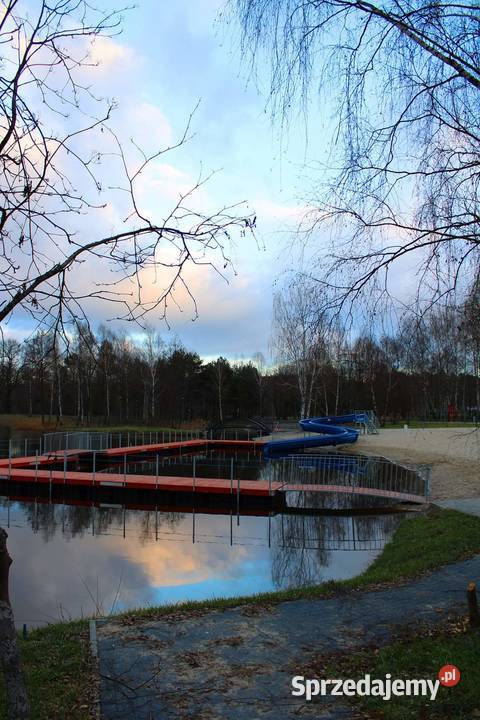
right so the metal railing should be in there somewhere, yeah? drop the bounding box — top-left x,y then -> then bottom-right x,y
42,426 -> 267,452
42,428 -> 207,452
275,454 -> 430,501
94,451 -> 429,503
0,438 -> 42,459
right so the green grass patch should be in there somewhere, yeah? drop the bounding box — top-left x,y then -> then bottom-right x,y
71,424 -> 203,433
344,507 -> 480,588
324,626 -> 480,719
0,620 -> 91,720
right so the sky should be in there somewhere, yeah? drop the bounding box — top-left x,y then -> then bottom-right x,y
3,0 -> 467,362
4,0 -> 338,361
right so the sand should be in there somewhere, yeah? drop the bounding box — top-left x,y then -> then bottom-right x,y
353,428 -> 480,500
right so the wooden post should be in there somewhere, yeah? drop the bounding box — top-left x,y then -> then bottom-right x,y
467,581 -> 480,626
0,528 -> 30,719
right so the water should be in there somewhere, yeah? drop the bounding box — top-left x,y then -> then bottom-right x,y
0,496 -> 404,628
0,433 -> 414,626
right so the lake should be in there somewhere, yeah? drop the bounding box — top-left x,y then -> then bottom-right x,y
1,495 -> 403,628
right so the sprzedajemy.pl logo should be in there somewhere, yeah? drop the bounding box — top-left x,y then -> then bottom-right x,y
292,665 -> 461,702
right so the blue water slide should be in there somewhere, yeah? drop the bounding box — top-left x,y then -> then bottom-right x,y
262,412 -> 370,459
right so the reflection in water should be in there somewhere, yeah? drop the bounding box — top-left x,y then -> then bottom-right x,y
0,495 -> 405,627
271,512 -> 400,588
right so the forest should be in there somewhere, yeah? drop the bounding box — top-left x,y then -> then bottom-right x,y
1,296 -> 478,426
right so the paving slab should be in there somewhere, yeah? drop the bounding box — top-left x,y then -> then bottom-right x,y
96,555 -> 480,719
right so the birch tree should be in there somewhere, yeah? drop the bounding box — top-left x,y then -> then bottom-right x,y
232,0 -> 479,312
272,276 -> 329,418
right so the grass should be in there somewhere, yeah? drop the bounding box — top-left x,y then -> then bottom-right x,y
2,507 -> 480,718
0,414 -> 69,431
0,620 -> 92,720
383,420 -> 477,429
80,424 -> 202,433
0,413 -> 205,433
324,624 -> 480,719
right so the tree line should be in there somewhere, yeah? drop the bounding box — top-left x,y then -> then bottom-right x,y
1,295 -> 479,426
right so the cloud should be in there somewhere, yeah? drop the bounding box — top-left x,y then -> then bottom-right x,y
122,103 -> 173,152
254,198 -> 311,224
135,162 -> 206,212
87,36 -> 138,74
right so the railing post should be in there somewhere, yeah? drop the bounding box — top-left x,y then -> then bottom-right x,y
237,470 -> 240,517
193,456 -> 196,493
92,450 -> 96,486
424,466 -> 431,501
156,454 -> 159,490
63,450 -> 67,484
230,458 -> 233,494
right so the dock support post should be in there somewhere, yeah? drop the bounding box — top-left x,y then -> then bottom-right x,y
237,471 -> 240,523
193,456 -> 196,492
8,440 -> 11,473
63,450 -> 67,484
230,458 -> 233,494
124,454 -> 127,485
35,451 -> 38,483
92,450 -> 96,486
156,454 -> 159,490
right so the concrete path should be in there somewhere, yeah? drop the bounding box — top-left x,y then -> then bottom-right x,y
434,498 -> 480,517
96,555 -> 480,719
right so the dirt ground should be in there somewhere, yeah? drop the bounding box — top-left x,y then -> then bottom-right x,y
353,428 -> 480,500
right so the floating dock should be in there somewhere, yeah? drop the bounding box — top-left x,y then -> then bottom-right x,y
0,438 -> 427,506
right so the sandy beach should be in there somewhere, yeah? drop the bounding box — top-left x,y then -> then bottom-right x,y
353,428 -> 480,500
